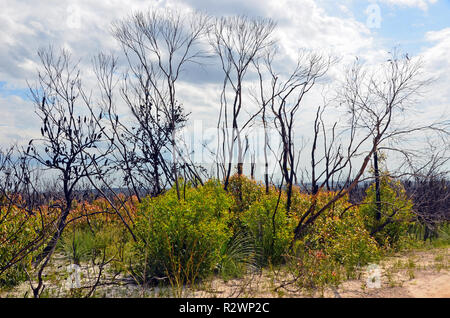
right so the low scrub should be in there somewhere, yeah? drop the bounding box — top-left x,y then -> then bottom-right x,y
297,199 -> 381,278
2,174 -> 441,295
360,176 -> 415,250
132,179 -> 232,285
0,201 -> 41,288
241,191 -> 296,265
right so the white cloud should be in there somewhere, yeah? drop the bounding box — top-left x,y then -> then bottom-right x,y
379,0 -> 438,11
0,0 -> 447,160
420,28 -> 450,117
0,94 -> 39,147
0,0 -> 379,143
263,0 -> 374,59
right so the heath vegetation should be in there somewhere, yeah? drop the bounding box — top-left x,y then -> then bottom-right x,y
0,8 -> 449,298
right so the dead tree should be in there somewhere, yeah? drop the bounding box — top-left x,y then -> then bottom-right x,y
26,47 -> 112,296
403,141 -> 450,239
293,51 -> 440,240
0,147 -> 54,282
209,15 -> 276,190
253,49 -> 276,194
341,52 -> 447,219
254,50 -> 333,211
90,53 -> 147,201
112,8 -> 209,199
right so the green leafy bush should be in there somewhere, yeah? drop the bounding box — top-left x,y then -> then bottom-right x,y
227,175 -> 265,229
133,179 -> 232,284
360,176 -> 414,249
0,203 -> 39,288
288,243 -> 343,294
302,204 -> 380,276
241,192 -> 296,265
287,195 -> 380,291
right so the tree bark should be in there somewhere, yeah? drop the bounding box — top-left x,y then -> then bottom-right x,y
373,149 -> 382,220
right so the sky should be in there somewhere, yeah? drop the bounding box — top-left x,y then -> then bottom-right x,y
0,0 -> 448,175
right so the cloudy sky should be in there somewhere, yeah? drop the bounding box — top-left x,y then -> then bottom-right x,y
0,0 -> 449,156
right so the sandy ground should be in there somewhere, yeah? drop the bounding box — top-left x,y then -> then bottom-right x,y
334,248 -> 450,298
193,247 -> 450,298
327,247 -> 449,298
1,247 -> 448,298
330,264 -> 450,298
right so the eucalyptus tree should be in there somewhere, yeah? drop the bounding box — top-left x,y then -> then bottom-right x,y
254,49 -> 333,211
292,52 -> 443,239
209,15 -> 276,190
111,9 -> 210,199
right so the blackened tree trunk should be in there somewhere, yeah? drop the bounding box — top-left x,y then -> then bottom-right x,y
373,148 -> 382,220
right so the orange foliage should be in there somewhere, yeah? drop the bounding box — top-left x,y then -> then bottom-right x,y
1,194 -> 139,229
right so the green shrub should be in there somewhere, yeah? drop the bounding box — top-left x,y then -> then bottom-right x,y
59,228 -> 98,264
241,191 -> 296,265
0,259 -> 30,289
360,176 -> 414,249
0,204 -> 39,288
288,242 -> 343,294
302,204 -> 380,277
408,221 -> 450,249
133,179 -> 232,285
227,175 -> 265,228
435,222 -> 450,246
287,196 -> 380,291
